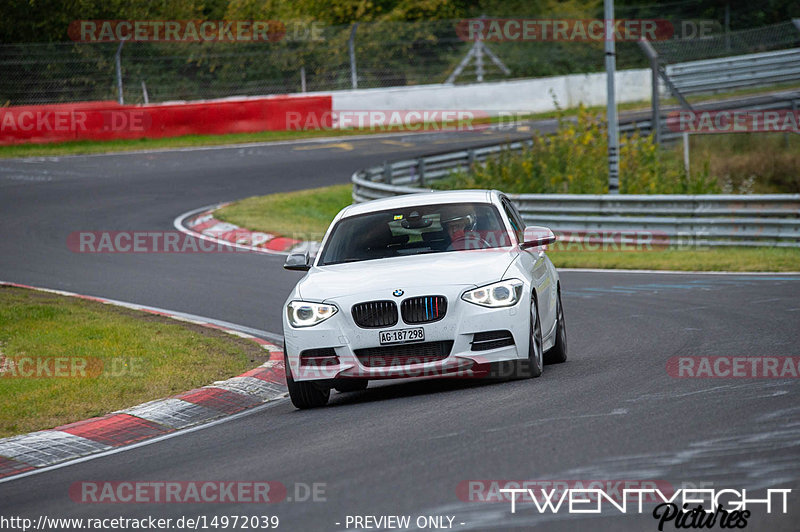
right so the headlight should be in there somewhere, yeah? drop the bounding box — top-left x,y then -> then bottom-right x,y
462,279 -> 523,308
287,301 -> 338,327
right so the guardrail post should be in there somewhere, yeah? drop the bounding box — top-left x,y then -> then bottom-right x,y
418,159 -> 426,186
348,23 -> 359,90
467,149 -> 475,172
115,39 -> 126,105
383,161 -> 392,184
604,0 -> 620,194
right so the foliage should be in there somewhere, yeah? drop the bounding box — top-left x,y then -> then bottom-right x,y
436,105 -> 721,194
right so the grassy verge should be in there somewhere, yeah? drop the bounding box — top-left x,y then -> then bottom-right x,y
548,247 -> 800,271
215,184 -> 353,241
0,286 -> 268,438
215,185 -> 800,271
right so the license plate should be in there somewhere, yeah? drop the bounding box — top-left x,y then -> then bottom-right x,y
379,328 -> 425,345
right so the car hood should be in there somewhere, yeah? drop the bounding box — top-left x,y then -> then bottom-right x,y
296,248 -> 520,301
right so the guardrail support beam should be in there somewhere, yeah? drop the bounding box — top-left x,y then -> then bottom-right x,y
383,161 -> 392,184
349,23 -> 359,90
115,39 -> 126,105
639,38 -> 661,144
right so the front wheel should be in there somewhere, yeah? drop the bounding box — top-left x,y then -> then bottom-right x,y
518,294 -> 543,378
285,354 -> 330,409
544,288 -> 567,365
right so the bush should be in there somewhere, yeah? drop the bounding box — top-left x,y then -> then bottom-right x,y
436,106 -> 721,194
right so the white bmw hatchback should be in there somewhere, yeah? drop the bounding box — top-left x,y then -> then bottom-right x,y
282,190 -> 567,408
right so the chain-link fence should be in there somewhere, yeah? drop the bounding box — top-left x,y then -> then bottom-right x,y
651,20 -> 800,63
0,21 -> 621,106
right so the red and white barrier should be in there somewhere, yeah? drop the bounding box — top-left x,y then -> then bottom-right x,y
0,95 -> 331,145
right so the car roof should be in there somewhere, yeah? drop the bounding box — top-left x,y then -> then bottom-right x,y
341,189 -> 500,218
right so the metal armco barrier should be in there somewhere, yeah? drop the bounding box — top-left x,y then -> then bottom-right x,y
620,90 -> 800,144
665,48 -> 800,96
351,145 -> 800,248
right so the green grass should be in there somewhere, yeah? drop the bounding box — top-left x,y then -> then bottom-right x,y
215,185 -> 800,271
215,184 -> 353,241
548,247 -> 800,271
0,286 -> 268,437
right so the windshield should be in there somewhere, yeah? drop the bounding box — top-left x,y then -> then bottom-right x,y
318,202 -> 511,266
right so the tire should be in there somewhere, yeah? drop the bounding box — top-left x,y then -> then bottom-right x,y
518,293 -> 543,378
285,353 -> 330,409
544,288 -> 568,365
334,379 -> 369,393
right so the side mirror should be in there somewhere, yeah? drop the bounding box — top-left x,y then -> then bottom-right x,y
520,226 -> 556,249
284,252 -> 311,271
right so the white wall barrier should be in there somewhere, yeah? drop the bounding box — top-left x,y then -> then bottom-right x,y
328,68 -> 651,116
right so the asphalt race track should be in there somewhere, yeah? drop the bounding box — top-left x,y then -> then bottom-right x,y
1,126 -> 799,531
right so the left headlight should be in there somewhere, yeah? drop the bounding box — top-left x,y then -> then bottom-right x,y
287,301 -> 338,328
462,279 -> 523,308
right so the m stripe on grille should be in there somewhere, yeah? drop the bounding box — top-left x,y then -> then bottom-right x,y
401,296 -> 447,324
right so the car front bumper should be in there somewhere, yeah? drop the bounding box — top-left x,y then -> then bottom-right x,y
283,291 -> 531,382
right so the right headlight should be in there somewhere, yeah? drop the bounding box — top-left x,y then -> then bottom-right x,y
462,279 -> 523,308
287,301 -> 338,328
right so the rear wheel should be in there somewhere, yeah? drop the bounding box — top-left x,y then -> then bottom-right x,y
334,379 -> 369,393
545,288 -> 568,365
518,294 -> 543,378
285,353 -> 330,409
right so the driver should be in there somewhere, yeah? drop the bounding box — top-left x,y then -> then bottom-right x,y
440,208 -> 480,250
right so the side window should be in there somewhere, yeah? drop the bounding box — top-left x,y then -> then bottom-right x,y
501,198 -> 524,243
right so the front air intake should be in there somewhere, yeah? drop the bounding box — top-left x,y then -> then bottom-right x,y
401,296 -> 447,324
354,341 -> 454,367
351,300 -> 398,328
471,330 -> 515,351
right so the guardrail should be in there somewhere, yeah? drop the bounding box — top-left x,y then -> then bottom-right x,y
665,47 -> 800,97
619,89 -> 800,143
351,143 -> 800,248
